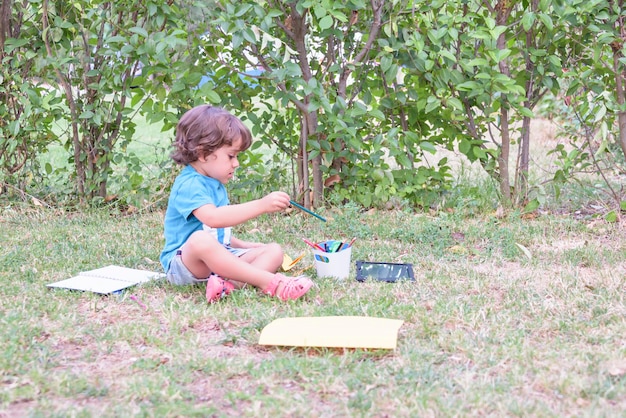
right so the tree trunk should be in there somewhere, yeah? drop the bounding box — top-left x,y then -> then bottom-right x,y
515,10 -> 538,206
296,119 -> 307,203
496,0 -> 514,205
518,115 -> 531,205
0,0 -> 12,48
289,5 -> 324,208
42,0 -> 85,199
299,112 -> 310,208
613,51 -> 626,158
308,113 -> 323,206
498,106 -> 512,203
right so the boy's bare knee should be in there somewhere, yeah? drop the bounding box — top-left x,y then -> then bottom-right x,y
185,231 -> 221,254
265,243 -> 284,269
265,242 -> 283,257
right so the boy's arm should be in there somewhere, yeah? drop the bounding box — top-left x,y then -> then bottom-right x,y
193,191 -> 290,228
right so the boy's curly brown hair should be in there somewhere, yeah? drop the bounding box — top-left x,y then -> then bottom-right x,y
171,105 -> 252,165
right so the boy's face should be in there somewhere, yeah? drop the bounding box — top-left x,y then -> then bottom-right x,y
194,138 -> 242,184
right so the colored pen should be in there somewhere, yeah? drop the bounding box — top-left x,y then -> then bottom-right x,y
302,238 -> 326,252
340,237 -> 357,250
289,200 -> 327,222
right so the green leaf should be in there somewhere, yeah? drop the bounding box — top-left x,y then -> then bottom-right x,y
485,17 -> 496,30
232,33 -> 243,49
547,55 -> 561,69
419,141 -> 437,154
205,89 -> 221,104
458,138 -> 471,154
380,55 -> 392,73
242,28 -> 258,43
518,107 -> 534,118
439,49 -> 457,63
472,147 -> 486,159
490,26 -> 507,39
369,109 -> 385,120
446,97 -> 463,111
129,27 -> 149,38
384,64 -> 398,84
522,198 -> 540,214
107,36 -> 127,44
605,211 -> 618,223
313,5 -> 326,19
3,38 -> 29,52
537,13 -> 554,32
467,58 -> 489,67
396,153 -> 413,168
456,81 -> 480,91
79,110 -> 95,119
521,12 -> 536,32
319,15 -> 333,30
593,105 -> 607,123
425,96 -> 441,114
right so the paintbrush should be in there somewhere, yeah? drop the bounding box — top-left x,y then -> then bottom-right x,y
289,200 -> 327,222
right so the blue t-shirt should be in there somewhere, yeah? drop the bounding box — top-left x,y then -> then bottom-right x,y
160,165 -> 230,272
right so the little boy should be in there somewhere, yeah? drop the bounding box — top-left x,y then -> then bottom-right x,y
159,105 -> 313,302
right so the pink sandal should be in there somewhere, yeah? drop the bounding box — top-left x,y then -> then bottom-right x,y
206,274 -> 235,303
263,273 -> 313,301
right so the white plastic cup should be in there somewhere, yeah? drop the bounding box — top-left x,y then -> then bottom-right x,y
312,240 -> 353,280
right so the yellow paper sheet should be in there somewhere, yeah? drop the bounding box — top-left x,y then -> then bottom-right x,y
258,316 -> 404,349
281,253 -> 306,271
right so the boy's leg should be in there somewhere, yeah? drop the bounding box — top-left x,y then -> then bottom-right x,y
238,243 -> 283,273
228,243 -> 283,289
181,231 -> 277,289
182,231 -> 312,301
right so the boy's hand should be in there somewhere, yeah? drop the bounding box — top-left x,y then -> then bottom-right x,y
261,191 -> 290,213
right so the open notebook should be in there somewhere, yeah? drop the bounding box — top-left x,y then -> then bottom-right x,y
47,265 -> 164,294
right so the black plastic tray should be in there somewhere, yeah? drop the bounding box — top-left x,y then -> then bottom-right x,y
355,261 -> 415,283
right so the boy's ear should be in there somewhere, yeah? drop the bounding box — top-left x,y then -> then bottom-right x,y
197,153 -> 211,163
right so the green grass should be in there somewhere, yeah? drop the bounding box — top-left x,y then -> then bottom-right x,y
1,201 -> 625,417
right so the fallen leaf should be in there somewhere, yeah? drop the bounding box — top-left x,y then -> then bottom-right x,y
324,174 -> 341,187
521,211 -> 538,220
448,245 -> 467,254
515,243 -> 532,260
